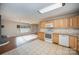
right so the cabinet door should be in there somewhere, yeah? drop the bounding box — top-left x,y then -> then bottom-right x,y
78,41 -> 79,52
54,18 -> 69,28
39,21 -> 46,28
69,16 -> 78,28
53,34 -> 59,44
69,36 -> 78,50
38,32 -> 44,41
54,19 -> 61,28
45,21 -> 54,28
77,16 -> 79,28
63,18 -> 69,28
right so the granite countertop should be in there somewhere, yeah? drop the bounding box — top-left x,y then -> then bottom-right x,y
53,32 -> 79,39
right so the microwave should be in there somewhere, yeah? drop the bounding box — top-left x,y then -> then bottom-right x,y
45,23 -> 53,27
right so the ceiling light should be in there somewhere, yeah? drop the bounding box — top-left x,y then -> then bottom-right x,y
39,3 -> 65,14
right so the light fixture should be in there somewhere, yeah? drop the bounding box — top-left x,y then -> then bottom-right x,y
39,3 -> 65,14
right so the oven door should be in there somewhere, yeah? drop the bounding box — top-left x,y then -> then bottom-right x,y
45,34 -> 53,43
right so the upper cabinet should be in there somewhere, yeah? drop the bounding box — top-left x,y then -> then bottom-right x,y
39,21 -> 46,28
77,16 -> 79,28
69,16 -> 78,28
53,19 -> 61,28
62,18 -> 70,28
45,21 -> 54,28
39,20 -> 54,28
39,15 -> 79,29
54,18 -> 69,28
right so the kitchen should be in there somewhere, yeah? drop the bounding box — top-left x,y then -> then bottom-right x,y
0,3 -> 79,55
38,15 -> 79,53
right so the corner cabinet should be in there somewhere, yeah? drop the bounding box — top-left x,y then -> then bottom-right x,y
69,36 -> 78,50
37,32 -> 44,41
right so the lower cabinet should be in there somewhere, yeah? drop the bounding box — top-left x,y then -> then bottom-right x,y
38,32 -> 44,41
69,36 -> 78,50
53,33 -> 59,44
78,41 -> 79,52
53,34 -> 78,51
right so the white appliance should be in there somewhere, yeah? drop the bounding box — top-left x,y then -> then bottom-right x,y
45,23 -> 53,28
44,29 -> 53,43
45,33 -> 53,43
59,35 -> 69,47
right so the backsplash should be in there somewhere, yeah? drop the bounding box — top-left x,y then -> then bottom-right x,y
40,28 -> 79,34
53,29 -> 79,34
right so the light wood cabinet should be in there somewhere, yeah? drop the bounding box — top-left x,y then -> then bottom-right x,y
40,15 -> 79,28
69,16 -> 78,28
38,32 -> 44,41
54,19 -> 61,28
69,36 -> 78,50
63,18 -> 70,28
78,41 -> 79,52
39,20 -> 54,29
77,16 -> 79,28
39,21 -> 46,28
53,18 -> 69,28
53,33 -> 59,44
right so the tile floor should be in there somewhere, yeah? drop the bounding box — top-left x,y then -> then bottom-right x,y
2,39 -> 78,55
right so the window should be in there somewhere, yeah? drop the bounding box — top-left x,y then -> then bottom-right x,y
20,27 -> 30,33
18,24 -> 31,33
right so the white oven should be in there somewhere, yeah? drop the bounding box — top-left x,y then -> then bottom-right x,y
44,29 -> 53,43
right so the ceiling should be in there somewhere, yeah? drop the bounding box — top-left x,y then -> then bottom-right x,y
0,3 -> 79,23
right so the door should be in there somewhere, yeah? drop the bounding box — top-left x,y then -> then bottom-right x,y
59,35 -> 69,47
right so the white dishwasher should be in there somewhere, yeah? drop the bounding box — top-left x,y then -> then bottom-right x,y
59,35 -> 69,47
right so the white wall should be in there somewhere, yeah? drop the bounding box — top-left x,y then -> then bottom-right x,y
1,19 -> 39,37
2,20 -> 20,37
1,20 -> 29,37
